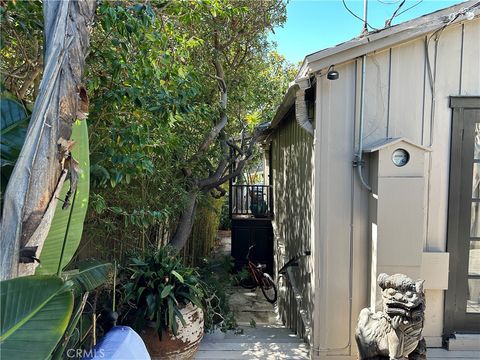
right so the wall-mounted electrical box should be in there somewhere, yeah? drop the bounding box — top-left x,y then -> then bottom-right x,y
364,137 -> 431,311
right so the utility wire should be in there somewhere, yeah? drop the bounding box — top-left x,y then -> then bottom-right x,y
424,1 -> 480,147
382,0 -> 423,28
377,0 -> 403,4
396,0 -> 423,17
385,0 -> 406,27
341,0 -> 379,31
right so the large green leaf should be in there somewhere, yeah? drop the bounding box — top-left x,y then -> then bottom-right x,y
50,293 -> 89,360
0,276 -> 74,360
37,120 -> 90,274
0,97 -> 29,198
62,260 -> 113,296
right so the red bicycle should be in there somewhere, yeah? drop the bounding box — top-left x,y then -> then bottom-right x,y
239,245 -> 277,303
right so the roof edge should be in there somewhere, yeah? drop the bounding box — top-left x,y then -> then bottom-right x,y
270,82 -> 299,129
363,137 -> 432,153
297,1 -> 479,78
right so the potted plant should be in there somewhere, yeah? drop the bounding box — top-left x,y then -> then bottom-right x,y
249,187 -> 268,217
120,246 -> 204,360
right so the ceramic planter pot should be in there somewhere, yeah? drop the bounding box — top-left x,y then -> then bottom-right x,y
140,303 -> 204,360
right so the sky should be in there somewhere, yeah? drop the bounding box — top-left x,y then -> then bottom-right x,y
270,0 -> 464,64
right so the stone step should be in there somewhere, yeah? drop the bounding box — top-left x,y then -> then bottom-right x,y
203,325 -> 304,342
195,353 -> 309,360
447,334 -> 480,351
202,337 -> 304,344
428,348 -> 480,359
198,342 -> 309,351
194,343 -> 309,360
196,325 -> 309,359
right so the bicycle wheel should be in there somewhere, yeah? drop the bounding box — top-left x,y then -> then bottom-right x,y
260,273 -> 277,303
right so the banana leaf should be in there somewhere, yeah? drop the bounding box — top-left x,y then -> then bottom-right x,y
62,260 -> 113,296
51,261 -> 112,358
50,292 -> 89,360
37,120 -> 90,274
0,98 -> 29,201
0,276 -> 74,360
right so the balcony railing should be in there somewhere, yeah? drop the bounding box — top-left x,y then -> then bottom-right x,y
230,184 -> 273,218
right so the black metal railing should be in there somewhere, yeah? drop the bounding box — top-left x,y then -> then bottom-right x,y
230,184 -> 273,218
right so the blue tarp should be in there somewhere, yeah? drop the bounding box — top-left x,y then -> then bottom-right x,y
82,326 -> 150,360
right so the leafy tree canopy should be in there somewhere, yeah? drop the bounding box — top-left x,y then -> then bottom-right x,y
1,0 -> 296,258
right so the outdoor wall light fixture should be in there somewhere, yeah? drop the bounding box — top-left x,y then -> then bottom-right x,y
327,65 -> 339,80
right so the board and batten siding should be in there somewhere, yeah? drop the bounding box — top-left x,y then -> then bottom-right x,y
311,18 -> 480,359
270,110 -> 314,341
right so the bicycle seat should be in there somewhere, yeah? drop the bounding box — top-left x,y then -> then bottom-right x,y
256,263 -> 266,270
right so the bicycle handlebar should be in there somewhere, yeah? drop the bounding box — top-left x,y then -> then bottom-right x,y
246,244 -> 256,260
278,250 -> 311,274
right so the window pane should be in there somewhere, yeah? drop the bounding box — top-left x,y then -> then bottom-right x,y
469,241 -> 480,276
467,278 -> 480,313
474,163 -> 480,199
475,123 -> 480,160
471,202 -> 480,237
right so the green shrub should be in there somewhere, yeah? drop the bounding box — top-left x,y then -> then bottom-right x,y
197,255 -> 237,333
219,199 -> 231,230
119,246 -> 204,336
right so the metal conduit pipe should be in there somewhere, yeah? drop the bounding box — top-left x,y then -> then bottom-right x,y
355,55 -> 372,192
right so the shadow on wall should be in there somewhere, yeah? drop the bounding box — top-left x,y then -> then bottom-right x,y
272,113 -> 314,340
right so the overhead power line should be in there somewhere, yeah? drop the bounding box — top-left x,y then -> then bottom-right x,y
377,0 -> 403,4
395,0 -> 424,18
385,0 -> 406,27
341,0 -> 379,32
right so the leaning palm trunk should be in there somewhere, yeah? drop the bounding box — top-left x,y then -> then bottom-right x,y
0,0 -> 95,280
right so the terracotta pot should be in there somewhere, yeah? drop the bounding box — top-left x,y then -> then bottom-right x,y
140,303 -> 204,360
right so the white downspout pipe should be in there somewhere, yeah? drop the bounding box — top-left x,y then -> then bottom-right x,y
295,77 -> 314,136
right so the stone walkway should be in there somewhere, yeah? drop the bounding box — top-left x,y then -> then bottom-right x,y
195,230 -> 309,359
195,324 -> 309,359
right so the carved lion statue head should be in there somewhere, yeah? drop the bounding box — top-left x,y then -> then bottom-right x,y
378,273 -> 425,323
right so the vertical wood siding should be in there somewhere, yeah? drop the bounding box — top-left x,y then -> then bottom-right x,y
271,112 -> 314,340
270,18 -> 479,356
311,19 -> 479,355
316,60 -> 358,352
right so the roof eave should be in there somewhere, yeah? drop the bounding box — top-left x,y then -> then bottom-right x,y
296,1 -> 480,78
270,82 -> 298,129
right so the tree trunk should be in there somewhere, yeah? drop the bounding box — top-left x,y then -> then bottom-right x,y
0,0 -> 95,280
169,191 -> 198,250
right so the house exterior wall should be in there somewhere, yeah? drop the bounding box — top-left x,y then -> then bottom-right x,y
270,111 -> 314,341
311,19 -> 480,359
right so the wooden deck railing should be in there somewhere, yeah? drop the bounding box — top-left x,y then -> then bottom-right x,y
230,184 -> 273,218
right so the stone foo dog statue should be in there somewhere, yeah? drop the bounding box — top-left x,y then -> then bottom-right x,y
355,273 -> 427,360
